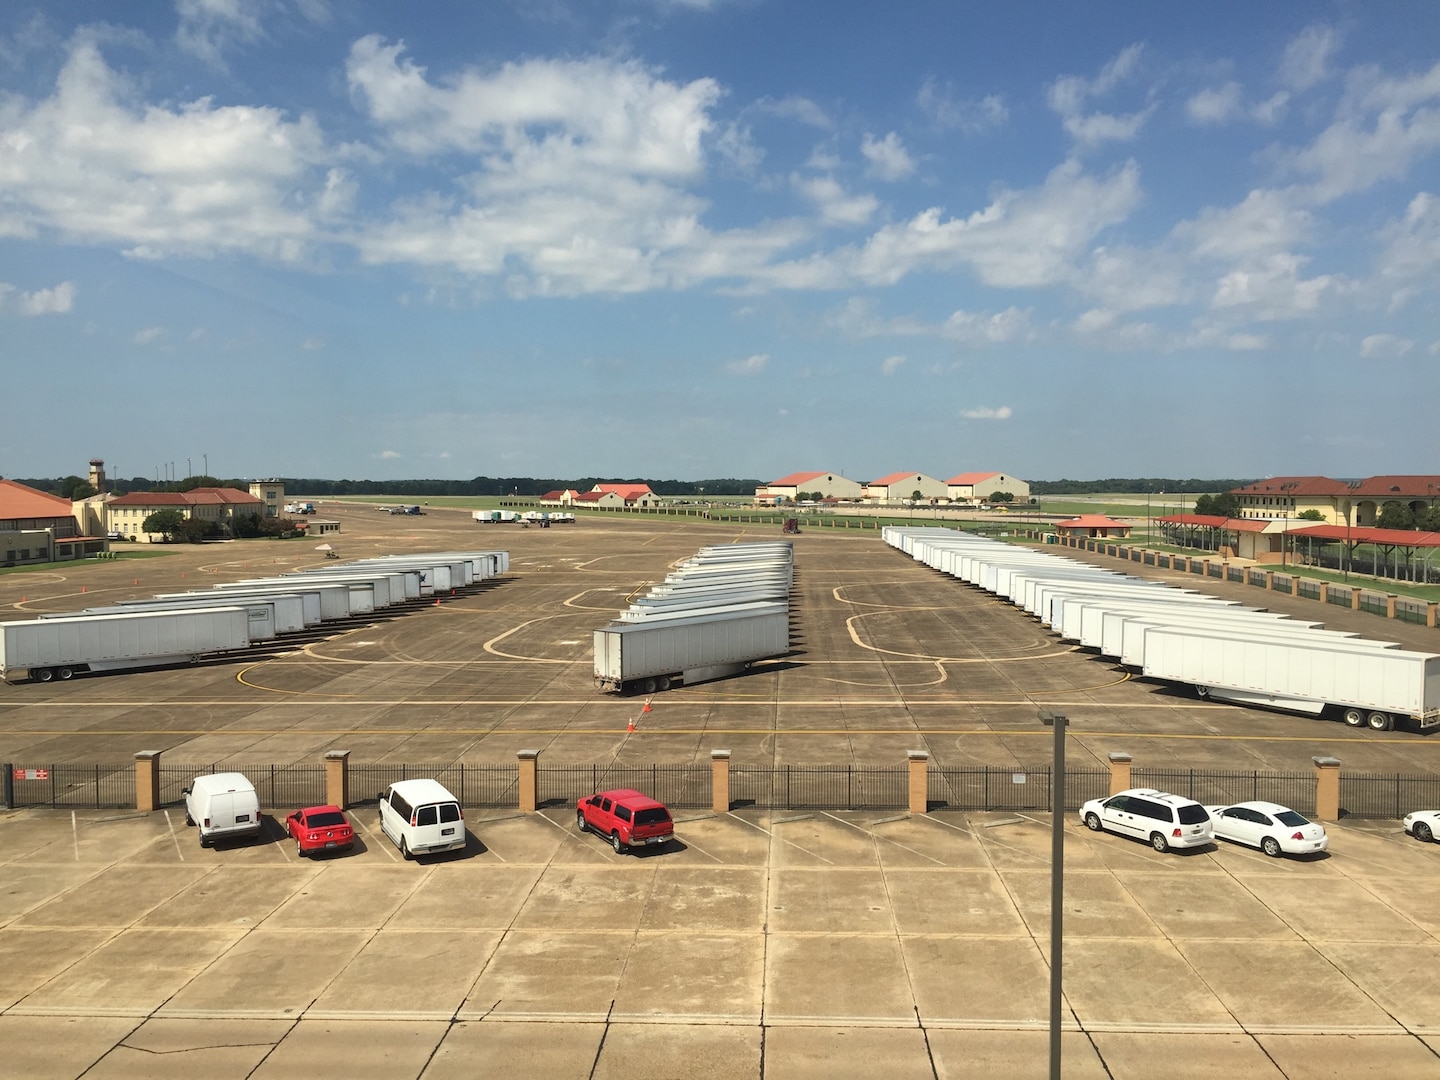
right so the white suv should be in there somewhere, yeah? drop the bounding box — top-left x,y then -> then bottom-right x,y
1080,788 -> 1213,853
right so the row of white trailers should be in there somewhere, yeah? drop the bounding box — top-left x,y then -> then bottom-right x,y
593,541 -> 794,694
885,527 -> 1440,733
0,550 -> 509,684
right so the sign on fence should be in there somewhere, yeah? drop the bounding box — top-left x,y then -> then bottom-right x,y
13,768 -> 49,780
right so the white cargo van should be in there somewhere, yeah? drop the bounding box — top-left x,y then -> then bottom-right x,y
376,778 -> 466,858
183,772 -> 263,848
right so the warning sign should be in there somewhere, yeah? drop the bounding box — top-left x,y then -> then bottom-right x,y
13,768 -> 49,781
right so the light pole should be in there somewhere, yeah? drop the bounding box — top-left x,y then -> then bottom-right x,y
1040,710 -> 1068,1080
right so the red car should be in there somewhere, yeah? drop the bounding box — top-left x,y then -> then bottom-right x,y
285,805 -> 354,857
576,789 -> 674,853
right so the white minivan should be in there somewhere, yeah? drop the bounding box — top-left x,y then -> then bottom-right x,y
183,772 -> 263,848
376,778 -> 466,858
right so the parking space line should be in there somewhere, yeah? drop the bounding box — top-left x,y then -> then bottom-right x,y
350,814 -> 397,862
71,810 -> 78,861
820,811 -> 945,865
162,810 -> 186,861
727,813 -> 833,864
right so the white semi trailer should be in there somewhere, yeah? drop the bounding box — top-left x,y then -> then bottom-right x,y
1139,626 -> 1440,731
594,608 -> 790,694
1,608 -> 254,684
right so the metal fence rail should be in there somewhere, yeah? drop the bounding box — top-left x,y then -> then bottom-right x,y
730,765 -> 909,810
538,764 -> 710,809
6,763 -> 135,809
1340,773 -> 1440,820
351,763 -> 519,808
1132,768 -> 1316,814
929,766 -> 1110,812
158,762 -> 327,810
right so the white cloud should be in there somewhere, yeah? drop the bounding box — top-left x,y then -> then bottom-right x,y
960,405 -> 1012,421
1175,189 -> 1316,262
1359,333 -> 1414,359
1280,24 -> 1340,92
133,326 -> 164,344
792,174 -> 877,225
725,353 -> 768,375
1047,44 -> 1153,146
1079,245 -> 1187,312
175,0 -> 264,67
880,354 -> 905,375
759,160 -> 1140,295
916,79 -> 1007,133
1280,60 -> 1440,202
1210,253 -> 1338,320
16,280 -> 75,314
1377,192 -> 1440,282
1187,83 -> 1242,125
860,132 -> 915,181
941,307 -> 1033,345
1253,91 -> 1290,125
0,41 -> 329,260
377,449 -> 401,459
301,335 -> 325,350
755,95 -> 832,129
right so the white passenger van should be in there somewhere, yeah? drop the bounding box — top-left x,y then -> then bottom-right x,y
183,772 -> 263,848
376,778 -> 466,858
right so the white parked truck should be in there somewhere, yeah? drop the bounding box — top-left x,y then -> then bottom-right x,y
594,608 -> 790,694
1,608 -> 254,684
1138,626 -> 1440,731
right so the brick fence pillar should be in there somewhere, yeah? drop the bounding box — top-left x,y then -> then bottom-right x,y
1108,752 -> 1133,796
517,749 -> 539,813
1428,601 -> 1438,629
1265,570 -> 1275,591
711,750 -> 731,813
907,750 -> 929,815
1351,588 -> 1363,611
324,750 -> 350,810
1313,756 -> 1341,822
1319,583 -> 1329,604
1386,594 -> 1398,619
135,751 -> 161,813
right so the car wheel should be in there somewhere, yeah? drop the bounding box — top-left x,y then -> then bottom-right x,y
1342,708 -> 1365,728
576,810 -> 588,833
1261,836 -> 1283,858
1416,822 -> 1434,843
1367,711 -> 1393,731
610,830 -> 625,854
400,838 -> 412,861
1150,832 -> 1170,853
184,812 -> 194,827
296,839 -> 306,858
35,668 -> 54,683
1084,812 -> 1102,832
57,667 -> 74,680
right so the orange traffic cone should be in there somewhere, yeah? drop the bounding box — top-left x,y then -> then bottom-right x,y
81,585 -> 86,592
627,717 -> 636,733
641,697 -> 652,714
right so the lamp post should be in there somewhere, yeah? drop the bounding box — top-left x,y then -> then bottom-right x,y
1040,710 -> 1068,1080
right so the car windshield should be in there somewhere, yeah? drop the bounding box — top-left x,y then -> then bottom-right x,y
1177,804 -> 1210,825
1275,810 -> 1310,827
307,811 -> 346,827
634,808 -> 671,826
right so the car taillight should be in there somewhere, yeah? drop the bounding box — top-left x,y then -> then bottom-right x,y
203,817 -> 210,828
1291,831 -> 1305,840
1172,828 -> 1182,837
309,832 -> 319,841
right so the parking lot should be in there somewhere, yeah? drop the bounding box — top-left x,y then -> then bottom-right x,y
4,505 -> 1440,1077
3,800 -> 1440,1079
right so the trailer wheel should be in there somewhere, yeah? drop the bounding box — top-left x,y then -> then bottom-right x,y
1342,708 -> 1365,727
34,668 -> 54,683
57,667 -> 73,680
643,678 -> 657,695
657,676 -> 671,691
1194,685 -> 1210,699
1367,711 -> 1393,731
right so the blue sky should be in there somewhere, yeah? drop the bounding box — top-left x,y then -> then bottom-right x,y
2,1 -> 1438,484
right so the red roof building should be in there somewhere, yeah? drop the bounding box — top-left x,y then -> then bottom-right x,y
1056,514 -> 1131,539
107,487 -> 264,542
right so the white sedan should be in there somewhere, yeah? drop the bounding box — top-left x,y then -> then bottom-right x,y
1204,801 -> 1328,857
1403,810 -> 1440,843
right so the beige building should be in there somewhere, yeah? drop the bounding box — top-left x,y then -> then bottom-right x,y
756,471 -> 864,504
1233,475 -> 1440,526
863,471 -> 949,503
947,471 -> 1031,502
106,488 -> 265,541
249,479 -> 285,518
